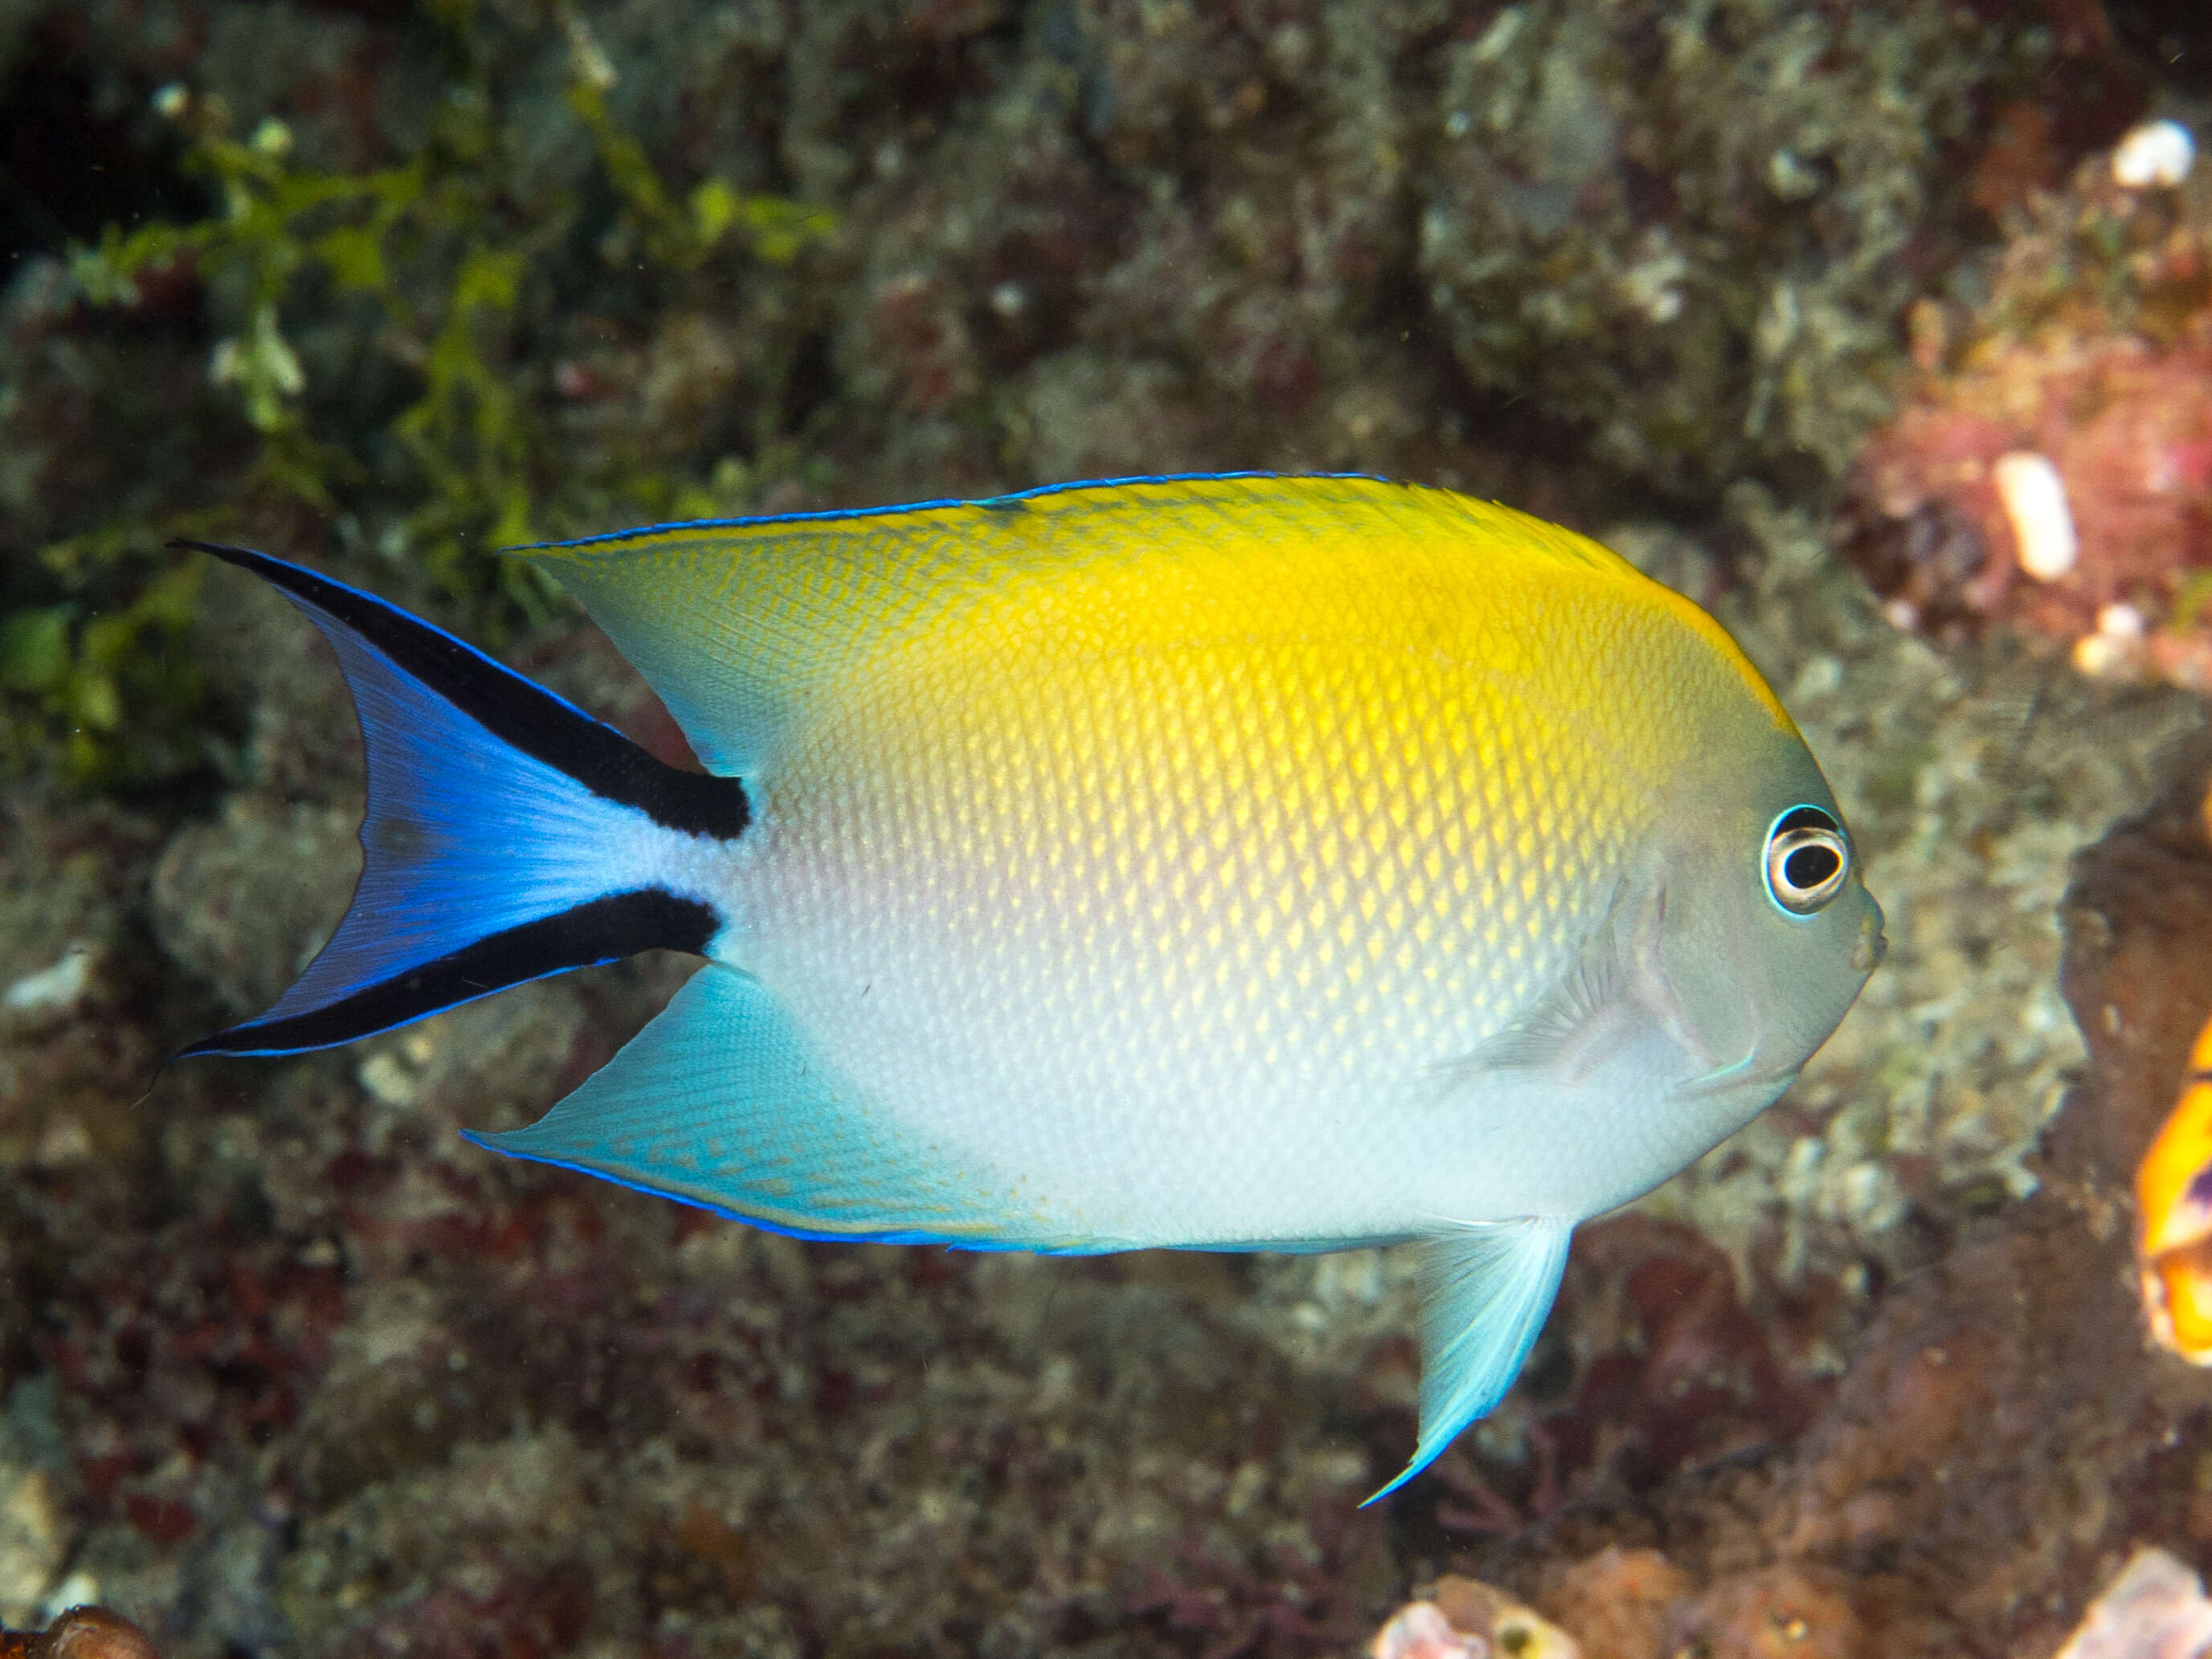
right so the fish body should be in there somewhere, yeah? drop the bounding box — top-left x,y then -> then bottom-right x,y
181,474 -> 1882,1494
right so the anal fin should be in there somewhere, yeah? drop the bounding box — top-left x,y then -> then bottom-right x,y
469,964 -> 1064,1249
1364,1217 -> 1573,1504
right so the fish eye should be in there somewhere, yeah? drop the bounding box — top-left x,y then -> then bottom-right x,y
1763,805 -> 1851,917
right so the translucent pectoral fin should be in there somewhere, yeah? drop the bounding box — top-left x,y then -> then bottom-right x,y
1444,955 -> 1631,1081
1440,894 -> 1647,1085
1442,882 -> 1715,1090
1363,1217 -> 1573,1505
470,964 -> 1068,1249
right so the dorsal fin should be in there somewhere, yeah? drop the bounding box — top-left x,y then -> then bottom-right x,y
515,473 -> 1652,777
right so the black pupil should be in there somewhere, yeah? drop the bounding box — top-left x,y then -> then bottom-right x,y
1784,842 -> 1841,891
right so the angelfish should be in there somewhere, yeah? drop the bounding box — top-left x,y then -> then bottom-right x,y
178,474 -> 1883,1497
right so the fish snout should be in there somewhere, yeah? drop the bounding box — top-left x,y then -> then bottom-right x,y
1851,904 -> 1887,976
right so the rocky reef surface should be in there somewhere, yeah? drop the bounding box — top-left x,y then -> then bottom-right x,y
3,1 -> 2212,1656
1841,119 -> 2212,689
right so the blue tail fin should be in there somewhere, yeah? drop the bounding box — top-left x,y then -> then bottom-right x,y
175,542 -> 751,1057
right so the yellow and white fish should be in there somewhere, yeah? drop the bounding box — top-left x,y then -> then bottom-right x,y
179,474 -> 1883,1497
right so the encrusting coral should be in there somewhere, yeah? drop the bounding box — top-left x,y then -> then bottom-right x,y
1842,116 -> 2212,688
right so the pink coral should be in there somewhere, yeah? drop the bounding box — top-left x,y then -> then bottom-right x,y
1366,1579 -> 1581,1659
2053,1547 -> 2212,1659
1367,1603 -> 1485,1659
1842,123 -> 2212,686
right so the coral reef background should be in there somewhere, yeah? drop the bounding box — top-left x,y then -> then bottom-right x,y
5,1 -> 2212,1655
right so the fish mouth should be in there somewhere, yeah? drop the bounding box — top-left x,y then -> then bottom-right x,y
1851,903 -> 1888,976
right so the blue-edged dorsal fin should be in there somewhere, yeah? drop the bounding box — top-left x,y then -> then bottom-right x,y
512,474 -> 1638,777
1364,1217 -> 1573,1505
468,963 -> 1079,1249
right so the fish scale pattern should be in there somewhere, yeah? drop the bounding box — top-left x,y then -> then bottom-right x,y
512,475 -> 1836,1245
526,474 -> 1790,779
737,544 -> 1680,1242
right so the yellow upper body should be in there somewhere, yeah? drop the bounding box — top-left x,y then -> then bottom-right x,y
519,475 -> 1879,1249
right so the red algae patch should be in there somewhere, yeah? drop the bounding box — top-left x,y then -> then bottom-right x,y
1840,118 -> 2212,687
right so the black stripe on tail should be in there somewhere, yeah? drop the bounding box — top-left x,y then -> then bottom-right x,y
178,891 -> 717,1057
173,541 -> 748,839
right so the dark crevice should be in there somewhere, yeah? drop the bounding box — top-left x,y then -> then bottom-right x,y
781,328 -> 838,436
0,12 -> 213,272
2106,0 -> 2212,95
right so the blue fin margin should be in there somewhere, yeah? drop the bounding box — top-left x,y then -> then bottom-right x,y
514,471 -> 1383,550
1363,1217 -> 1574,1505
471,963 -> 1092,1253
175,543 -> 744,1057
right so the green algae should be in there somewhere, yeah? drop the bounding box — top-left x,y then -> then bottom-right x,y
2,9 -> 831,790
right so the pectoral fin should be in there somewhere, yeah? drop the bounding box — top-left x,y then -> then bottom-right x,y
1363,1217 -> 1573,1504
1442,883 -> 1715,1088
1445,953 -> 1631,1079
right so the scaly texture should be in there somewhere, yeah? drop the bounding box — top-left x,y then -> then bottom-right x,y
528,478 -> 1855,1245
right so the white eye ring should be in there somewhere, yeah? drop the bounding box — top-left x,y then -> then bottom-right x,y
1764,805 -> 1851,916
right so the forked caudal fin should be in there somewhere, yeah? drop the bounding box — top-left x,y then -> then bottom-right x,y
173,542 -> 751,1057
